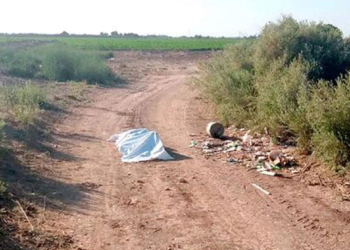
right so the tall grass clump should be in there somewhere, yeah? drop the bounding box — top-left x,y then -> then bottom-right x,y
8,51 -> 42,78
196,16 -> 350,171
41,45 -> 115,84
0,44 -> 116,84
0,83 -> 46,124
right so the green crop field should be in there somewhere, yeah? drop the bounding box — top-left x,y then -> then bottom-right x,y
58,37 -> 244,50
0,36 -> 246,51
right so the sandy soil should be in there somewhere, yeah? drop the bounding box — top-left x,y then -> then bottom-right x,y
44,51 -> 350,250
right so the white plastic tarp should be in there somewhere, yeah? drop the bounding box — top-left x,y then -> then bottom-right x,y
108,128 -> 174,163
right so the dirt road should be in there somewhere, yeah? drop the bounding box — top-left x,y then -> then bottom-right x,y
50,51 -> 350,250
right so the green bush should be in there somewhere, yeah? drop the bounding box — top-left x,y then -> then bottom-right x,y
255,16 -> 350,81
0,83 -> 46,124
41,45 -> 115,84
306,78 -> 350,168
195,42 -> 256,126
0,46 -> 16,64
8,51 -> 41,78
255,57 -> 309,140
0,44 -> 116,84
196,16 -> 350,170
41,46 -> 75,81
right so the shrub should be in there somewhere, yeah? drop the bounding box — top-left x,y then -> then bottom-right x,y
0,44 -> 116,84
0,83 -> 46,124
41,45 -> 75,81
8,51 -> 41,78
196,16 -> 350,170
306,77 -> 350,168
41,45 -> 115,84
255,57 -> 309,140
0,46 -> 16,64
195,42 -> 256,126
255,16 -> 350,81
74,55 -> 115,84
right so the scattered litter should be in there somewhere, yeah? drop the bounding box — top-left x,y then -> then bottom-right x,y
257,156 -> 267,161
224,141 -> 242,152
252,183 -> 271,195
203,149 -> 215,154
206,122 -> 225,138
108,128 -> 174,163
189,140 -> 198,148
227,158 -> 242,164
260,171 -> 276,176
242,130 -> 253,144
188,124 -> 299,177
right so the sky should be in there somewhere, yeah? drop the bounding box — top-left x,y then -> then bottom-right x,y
0,0 -> 349,37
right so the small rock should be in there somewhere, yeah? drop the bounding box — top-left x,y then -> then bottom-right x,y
128,197 -> 139,205
179,178 -> 188,184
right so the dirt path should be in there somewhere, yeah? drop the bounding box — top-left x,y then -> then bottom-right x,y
50,51 -> 350,250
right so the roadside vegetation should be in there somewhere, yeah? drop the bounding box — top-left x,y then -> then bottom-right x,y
0,44 -> 115,84
196,16 -> 350,173
0,83 -> 47,124
0,83 -> 43,200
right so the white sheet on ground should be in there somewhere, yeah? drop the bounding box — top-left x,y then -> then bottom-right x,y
108,128 -> 174,162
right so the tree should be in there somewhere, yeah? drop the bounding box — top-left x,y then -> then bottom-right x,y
60,31 -> 69,36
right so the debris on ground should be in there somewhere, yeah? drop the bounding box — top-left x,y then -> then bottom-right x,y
189,140 -> 199,148
190,125 -> 299,176
252,183 -> 271,195
336,183 -> 350,201
206,122 -> 225,138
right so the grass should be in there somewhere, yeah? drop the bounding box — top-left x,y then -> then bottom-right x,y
59,37 -> 245,50
40,44 -> 115,83
0,36 -> 245,50
0,83 -> 47,125
0,44 -> 116,84
67,81 -> 88,101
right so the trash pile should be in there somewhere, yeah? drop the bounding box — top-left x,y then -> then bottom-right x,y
190,124 -> 298,177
